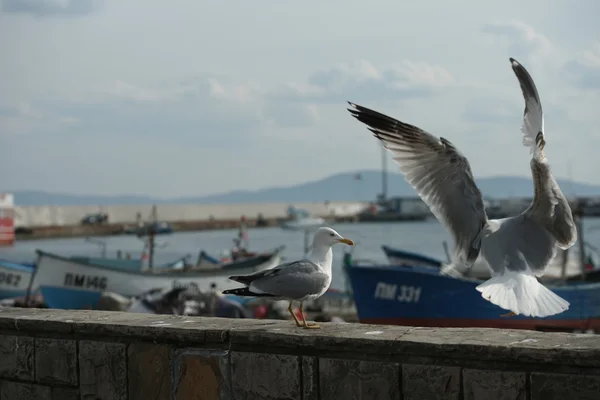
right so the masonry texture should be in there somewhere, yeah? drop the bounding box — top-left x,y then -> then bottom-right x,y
0,309 -> 598,400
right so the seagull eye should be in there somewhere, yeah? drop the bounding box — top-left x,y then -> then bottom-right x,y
330,233 -> 334,237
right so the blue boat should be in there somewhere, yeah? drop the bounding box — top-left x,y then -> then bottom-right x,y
0,259 -> 35,300
381,245 -> 442,269
381,244 -> 598,281
343,259 -> 600,333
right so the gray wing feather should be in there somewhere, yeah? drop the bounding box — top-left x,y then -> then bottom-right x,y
249,260 -> 329,299
525,161 -> 577,249
510,59 -> 578,250
348,103 -> 488,266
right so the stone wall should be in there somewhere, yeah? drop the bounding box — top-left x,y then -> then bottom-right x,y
14,202 -> 367,227
0,308 -> 599,399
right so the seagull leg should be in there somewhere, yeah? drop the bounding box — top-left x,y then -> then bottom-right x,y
500,311 -> 517,317
300,302 -> 321,329
288,301 -> 303,327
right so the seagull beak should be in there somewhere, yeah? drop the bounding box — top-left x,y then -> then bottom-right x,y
337,238 -> 354,246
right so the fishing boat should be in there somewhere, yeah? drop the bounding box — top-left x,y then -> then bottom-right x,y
380,245 -> 443,270
0,259 -> 35,299
30,246 -> 284,310
123,221 -> 174,236
68,255 -> 188,272
343,259 -> 600,333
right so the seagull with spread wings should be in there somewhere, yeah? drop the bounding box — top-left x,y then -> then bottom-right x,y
347,58 -> 577,318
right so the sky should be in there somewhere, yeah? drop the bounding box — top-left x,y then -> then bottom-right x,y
1,0 -> 599,197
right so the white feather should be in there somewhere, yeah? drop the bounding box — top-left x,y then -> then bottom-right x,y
475,270 -> 569,317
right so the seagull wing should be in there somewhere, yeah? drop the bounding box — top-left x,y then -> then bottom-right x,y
245,260 -> 329,299
348,102 -> 488,265
510,58 -> 577,249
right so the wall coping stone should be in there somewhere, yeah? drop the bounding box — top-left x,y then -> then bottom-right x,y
1,308 -> 600,370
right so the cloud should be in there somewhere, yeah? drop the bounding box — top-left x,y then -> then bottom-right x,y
7,74 -> 321,146
563,43 -> 600,90
462,96 -> 521,125
272,59 -> 458,104
0,101 -> 77,136
12,58 -> 458,142
1,0 -> 102,17
483,20 -> 555,65
261,103 -> 319,128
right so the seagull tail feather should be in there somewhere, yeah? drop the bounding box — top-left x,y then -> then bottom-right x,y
476,271 -> 569,318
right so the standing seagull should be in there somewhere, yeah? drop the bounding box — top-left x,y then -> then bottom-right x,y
347,58 -> 577,318
222,227 -> 354,328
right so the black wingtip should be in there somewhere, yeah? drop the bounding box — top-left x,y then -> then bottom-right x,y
509,57 -> 521,68
222,287 -> 274,297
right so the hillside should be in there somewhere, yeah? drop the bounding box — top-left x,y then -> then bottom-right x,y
10,170 -> 600,206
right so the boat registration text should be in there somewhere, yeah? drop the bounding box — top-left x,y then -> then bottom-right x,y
0,272 -> 23,287
64,273 -> 107,291
374,282 -> 422,303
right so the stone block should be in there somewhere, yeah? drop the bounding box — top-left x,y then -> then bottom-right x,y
35,338 -> 78,385
319,358 -> 400,400
173,349 -> 230,400
0,381 -> 51,400
79,340 -> 127,400
531,372 -> 600,400
302,356 -> 318,400
402,364 -> 461,400
463,369 -> 526,400
231,352 -> 300,400
51,387 -> 80,400
128,343 -> 172,400
0,335 -> 34,380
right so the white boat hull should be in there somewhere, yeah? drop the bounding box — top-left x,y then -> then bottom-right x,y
32,249 -> 282,298
0,263 -> 33,298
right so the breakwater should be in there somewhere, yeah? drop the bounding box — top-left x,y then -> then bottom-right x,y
15,202 -> 365,227
13,201 -> 365,240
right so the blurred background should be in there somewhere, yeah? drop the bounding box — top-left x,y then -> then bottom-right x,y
1,0 -> 600,332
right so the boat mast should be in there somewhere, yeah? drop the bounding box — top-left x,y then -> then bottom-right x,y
380,145 -> 388,204
576,201 -> 586,282
148,204 -> 157,270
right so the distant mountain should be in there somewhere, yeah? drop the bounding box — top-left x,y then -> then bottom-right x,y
10,170 -> 600,206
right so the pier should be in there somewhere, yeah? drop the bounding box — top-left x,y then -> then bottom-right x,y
0,308 -> 598,399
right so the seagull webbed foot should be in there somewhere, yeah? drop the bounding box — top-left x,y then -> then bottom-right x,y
303,322 -> 321,329
299,302 -> 321,329
500,311 -> 517,317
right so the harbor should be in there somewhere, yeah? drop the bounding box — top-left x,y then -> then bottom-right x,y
3,1 -> 600,397
3,211 -> 600,331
